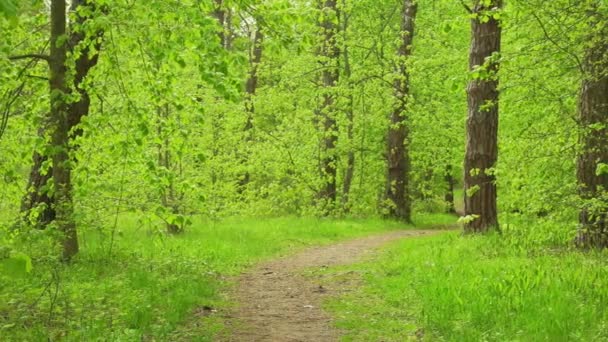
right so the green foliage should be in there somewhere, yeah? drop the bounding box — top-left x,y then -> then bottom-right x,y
0,0 -> 606,339
0,216 -> 408,340
0,0 -> 15,17
326,219 -> 608,341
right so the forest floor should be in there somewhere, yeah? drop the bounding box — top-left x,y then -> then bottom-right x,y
220,229 -> 448,341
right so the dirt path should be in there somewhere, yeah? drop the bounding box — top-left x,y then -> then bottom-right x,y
222,229 -> 444,342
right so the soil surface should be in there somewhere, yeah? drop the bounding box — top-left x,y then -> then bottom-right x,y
222,229 -> 444,342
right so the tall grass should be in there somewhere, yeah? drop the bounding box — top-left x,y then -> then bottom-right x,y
1,215 -> 426,341
325,218 -> 608,341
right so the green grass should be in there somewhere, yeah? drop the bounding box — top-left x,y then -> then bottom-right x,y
325,221 -> 608,341
0,214 -> 442,341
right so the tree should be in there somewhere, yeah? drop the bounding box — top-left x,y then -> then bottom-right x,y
21,0 -> 104,229
384,0 -> 417,223
340,0 -> 355,213
16,0 -> 105,260
48,0 -> 76,260
315,0 -> 340,213
239,14 -> 264,191
463,0 -> 502,233
575,2 -> 608,248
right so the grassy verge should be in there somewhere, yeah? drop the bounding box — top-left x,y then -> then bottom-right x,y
324,221 -> 608,341
0,214 -> 446,341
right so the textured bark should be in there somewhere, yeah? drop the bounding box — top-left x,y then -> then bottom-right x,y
49,0 -> 78,261
239,27 -> 264,191
464,0 -> 501,233
21,0 -> 103,230
575,5 -> 608,249
385,0 -> 416,223
341,8 -> 355,213
316,0 -> 340,212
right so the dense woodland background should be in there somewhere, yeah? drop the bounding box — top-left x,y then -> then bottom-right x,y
0,0 -> 607,340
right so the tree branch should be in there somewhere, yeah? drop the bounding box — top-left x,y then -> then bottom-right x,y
9,54 -> 50,62
460,0 -> 473,14
531,12 -> 584,73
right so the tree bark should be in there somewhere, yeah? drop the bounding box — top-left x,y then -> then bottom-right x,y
384,0 -> 416,223
575,4 -> 608,249
463,0 -> 501,233
316,0 -> 340,213
341,4 -> 355,213
239,26 -> 264,191
49,0 -> 78,261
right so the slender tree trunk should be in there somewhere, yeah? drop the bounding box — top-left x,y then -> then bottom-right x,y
575,4 -> 608,248
21,0 -> 103,230
463,0 -> 501,233
316,0 -> 340,213
212,0 -> 232,50
445,164 -> 456,214
341,4 -> 355,213
157,104 -> 181,234
385,0 -> 416,223
67,0 -> 104,140
210,0 -> 229,191
239,26 -> 264,191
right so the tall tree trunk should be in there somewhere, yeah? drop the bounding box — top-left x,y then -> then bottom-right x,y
575,4 -> 608,249
463,0 -> 501,233
385,0 -> 416,223
316,0 -> 340,213
239,26 -> 264,191
49,0 -> 78,261
21,0 -> 103,229
341,3 -> 355,213
209,0 -> 229,192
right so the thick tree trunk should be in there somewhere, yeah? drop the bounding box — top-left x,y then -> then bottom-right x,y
576,5 -> 608,249
463,0 -> 501,233
239,27 -> 264,191
384,0 -> 416,223
49,0 -> 78,261
21,0 -> 103,230
316,0 -> 340,213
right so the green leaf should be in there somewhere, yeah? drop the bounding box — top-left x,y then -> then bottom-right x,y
1,252 -> 33,278
596,163 -> 608,176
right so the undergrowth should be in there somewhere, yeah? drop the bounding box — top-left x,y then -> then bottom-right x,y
325,216 -> 608,341
0,215 -> 439,341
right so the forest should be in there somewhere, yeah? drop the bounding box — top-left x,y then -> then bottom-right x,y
0,0 -> 607,340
